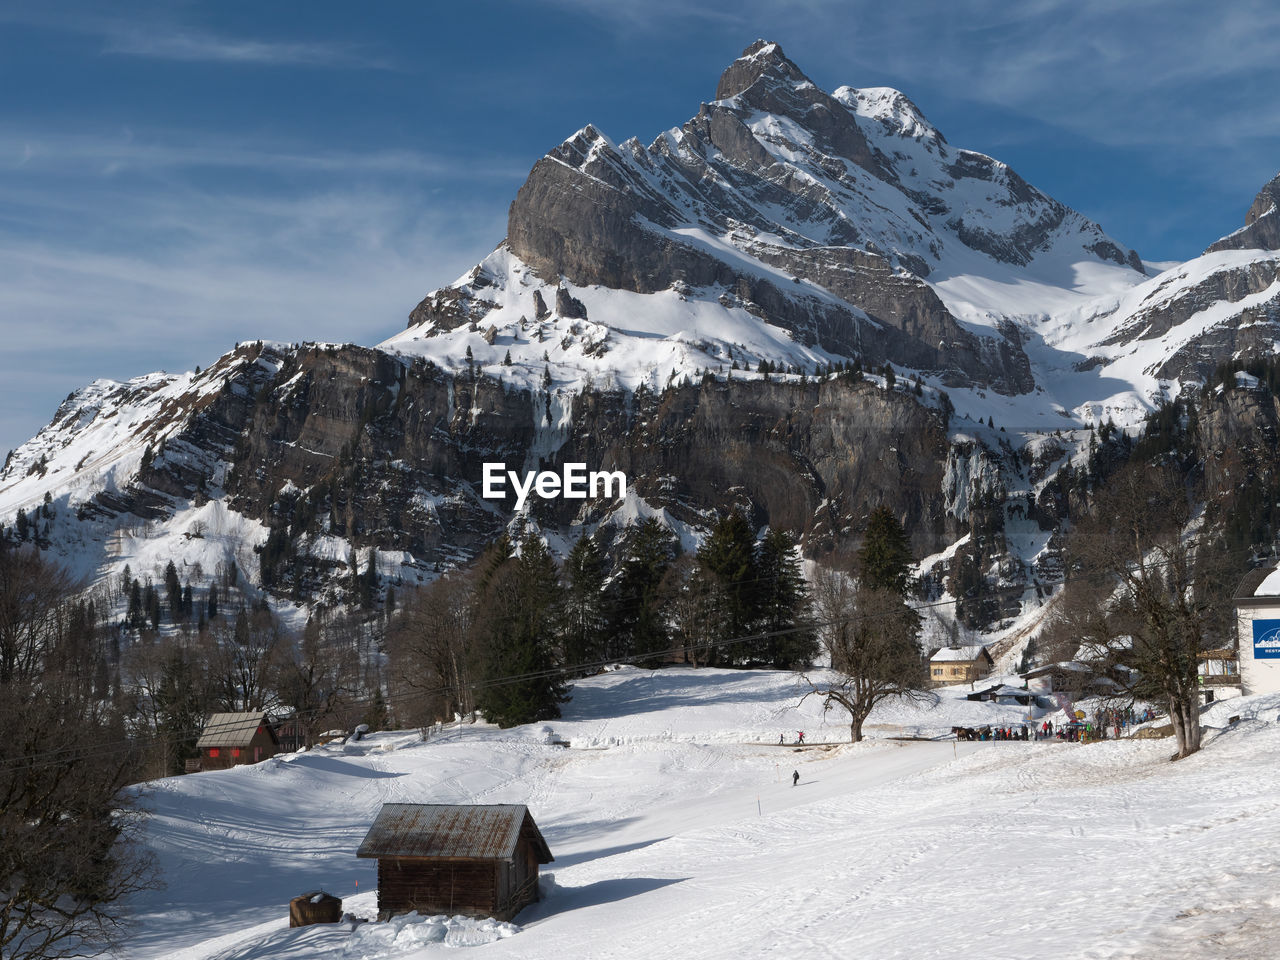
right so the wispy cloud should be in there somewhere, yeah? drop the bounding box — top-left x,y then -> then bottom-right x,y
0,127 -> 513,453
0,4 -> 394,71
1,129 -> 530,182
544,0 -> 1280,152
100,26 -> 392,70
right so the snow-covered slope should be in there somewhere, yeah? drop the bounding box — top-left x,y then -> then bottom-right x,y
120,667 -> 1280,960
0,344 -> 289,585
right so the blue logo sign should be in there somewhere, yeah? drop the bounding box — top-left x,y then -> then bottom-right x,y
1253,619 -> 1280,659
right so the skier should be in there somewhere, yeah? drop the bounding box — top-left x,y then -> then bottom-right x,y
792,770 -> 800,787
779,733 -> 785,744
797,731 -> 805,744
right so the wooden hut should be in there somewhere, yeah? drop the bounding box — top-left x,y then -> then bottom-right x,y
194,712 -> 280,771
356,803 -> 553,921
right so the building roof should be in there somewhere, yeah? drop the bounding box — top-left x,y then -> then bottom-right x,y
195,712 -> 271,749
1256,567 -> 1280,597
356,804 -> 553,863
930,644 -> 990,664
967,683 -> 1032,701
988,684 -> 1031,698
1022,660 -> 1092,679
1236,563 -> 1280,602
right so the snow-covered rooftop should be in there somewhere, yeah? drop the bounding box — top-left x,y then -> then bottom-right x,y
930,644 -> 989,663
1257,567 -> 1280,597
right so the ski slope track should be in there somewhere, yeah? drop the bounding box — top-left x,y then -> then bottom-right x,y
121,668 -> 1280,960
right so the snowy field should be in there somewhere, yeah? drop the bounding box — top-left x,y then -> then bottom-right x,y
122,668 -> 1280,960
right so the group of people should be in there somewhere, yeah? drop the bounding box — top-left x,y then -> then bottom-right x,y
955,709 -> 1162,743
954,725 -> 1034,741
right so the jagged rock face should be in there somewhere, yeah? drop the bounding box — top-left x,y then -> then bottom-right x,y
1206,172 -> 1280,254
1199,385 -> 1280,497
481,40 -> 1144,395
85,343 -> 956,579
560,375 -> 954,551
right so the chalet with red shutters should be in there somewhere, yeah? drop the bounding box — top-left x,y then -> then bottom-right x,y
194,711 -> 280,771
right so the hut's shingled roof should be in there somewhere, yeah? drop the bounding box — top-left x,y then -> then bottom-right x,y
356,804 -> 553,863
195,712 -> 270,749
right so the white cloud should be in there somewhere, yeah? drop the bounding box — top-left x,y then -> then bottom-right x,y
100,27 -> 391,69
1,130 -> 528,182
0,5 -> 394,71
0,129 -> 514,453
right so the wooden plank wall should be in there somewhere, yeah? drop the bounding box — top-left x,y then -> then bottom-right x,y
377,859 -> 498,919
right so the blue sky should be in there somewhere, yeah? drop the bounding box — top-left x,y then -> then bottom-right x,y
3,0 -> 1280,456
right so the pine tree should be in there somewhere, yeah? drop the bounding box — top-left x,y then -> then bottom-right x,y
474,532 -> 569,727
164,560 -> 182,621
609,518 -> 678,664
347,550 -> 360,604
361,551 -> 379,609
696,510 -> 758,664
128,578 -> 143,629
754,528 -> 816,667
858,506 -> 913,596
559,533 -> 608,671
144,583 -> 161,631
362,688 -> 390,731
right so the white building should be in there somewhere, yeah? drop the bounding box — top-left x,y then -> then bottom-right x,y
1234,564 -> 1280,696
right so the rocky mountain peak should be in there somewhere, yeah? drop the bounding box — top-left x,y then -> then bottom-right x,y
714,40 -> 808,101
1206,170 -> 1280,254
401,41 -> 1159,403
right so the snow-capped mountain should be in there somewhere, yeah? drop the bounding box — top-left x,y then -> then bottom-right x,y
2,40 -> 1280,634
388,40 -> 1149,403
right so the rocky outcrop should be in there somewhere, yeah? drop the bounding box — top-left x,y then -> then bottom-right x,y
491,41 -> 1139,397
1206,172 -> 1280,254
1198,381 -> 1280,498
73,342 -> 964,585
1099,255 -> 1280,383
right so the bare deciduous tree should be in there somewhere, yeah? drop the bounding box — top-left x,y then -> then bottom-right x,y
0,546 -> 78,684
1069,465 -> 1235,760
388,571 -> 480,725
0,546 -> 156,959
659,555 -> 727,668
277,614 -> 359,745
805,567 -> 930,742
